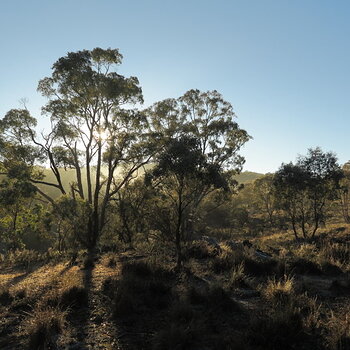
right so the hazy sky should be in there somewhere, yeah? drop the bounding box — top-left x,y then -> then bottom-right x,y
1,0 -> 349,173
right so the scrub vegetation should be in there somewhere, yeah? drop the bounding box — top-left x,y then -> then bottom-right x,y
0,48 -> 349,349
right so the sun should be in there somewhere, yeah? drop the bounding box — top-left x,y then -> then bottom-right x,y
93,129 -> 109,142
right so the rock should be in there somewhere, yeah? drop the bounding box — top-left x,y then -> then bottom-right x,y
254,249 -> 272,260
226,240 -> 243,250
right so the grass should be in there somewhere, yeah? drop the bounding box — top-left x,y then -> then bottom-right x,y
23,306 -> 67,349
262,275 -> 295,305
0,227 -> 349,349
325,312 -> 350,350
229,262 -> 247,288
111,261 -> 173,318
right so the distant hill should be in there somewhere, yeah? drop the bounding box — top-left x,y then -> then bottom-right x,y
234,171 -> 264,184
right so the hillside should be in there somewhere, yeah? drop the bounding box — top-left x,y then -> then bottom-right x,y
234,171 -> 264,184
1,226 -> 349,349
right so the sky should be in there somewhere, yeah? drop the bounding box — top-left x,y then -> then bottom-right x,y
1,0 -> 350,173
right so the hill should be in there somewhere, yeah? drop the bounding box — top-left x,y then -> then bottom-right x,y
234,171 -> 264,184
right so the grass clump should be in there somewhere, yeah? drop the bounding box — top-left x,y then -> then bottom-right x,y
23,306 -> 66,350
262,275 -> 295,305
247,292 -> 322,350
325,312 -> 350,350
228,262 -> 256,290
184,241 -> 219,260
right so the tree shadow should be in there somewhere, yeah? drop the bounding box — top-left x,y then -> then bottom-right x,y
66,253 -> 94,349
1,262 -> 45,290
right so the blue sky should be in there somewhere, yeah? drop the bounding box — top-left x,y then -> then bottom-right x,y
1,0 -> 349,173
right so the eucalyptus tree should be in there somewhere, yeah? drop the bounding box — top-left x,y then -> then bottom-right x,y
253,174 -> 276,226
146,136 -> 231,268
146,89 -> 250,210
274,148 -> 342,240
0,48 -> 154,250
337,161 -> 350,223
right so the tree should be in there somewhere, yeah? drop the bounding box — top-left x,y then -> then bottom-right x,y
146,89 -> 250,215
113,178 -> 153,246
337,161 -> 350,223
147,89 -> 250,171
0,48 -> 154,251
146,136 -> 232,268
274,148 -> 342,240
253,174 -> 276,226
143,90 -> 250,266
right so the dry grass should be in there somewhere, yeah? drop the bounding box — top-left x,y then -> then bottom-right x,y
43,267 -> 88,310
22,306 -> 67,349
262,274 -> 295,305
326,312 -> 350,350
229,262 -> 248,288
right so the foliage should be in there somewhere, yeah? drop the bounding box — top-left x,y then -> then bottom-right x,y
274,148 -> 342,239
146,136 -> 233,267
1,48 -> 152,251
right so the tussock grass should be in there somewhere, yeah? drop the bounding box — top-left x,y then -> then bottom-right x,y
23,306 -> 66,349
262,275 -> 295,305
184,240 -> 219,260
319,242 -> 350,271
248,291 -> 322,350
325,312 -> 350,350
229,262 -> 247,288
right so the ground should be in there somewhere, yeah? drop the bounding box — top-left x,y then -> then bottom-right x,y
0,227 -> 349,349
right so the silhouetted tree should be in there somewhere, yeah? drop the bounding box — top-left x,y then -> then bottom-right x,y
146,136 -> 231,268
274,148 -> 342,240
0,48 -> 155,251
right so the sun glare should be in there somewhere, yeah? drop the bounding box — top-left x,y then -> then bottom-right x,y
93,129 -> 109,141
